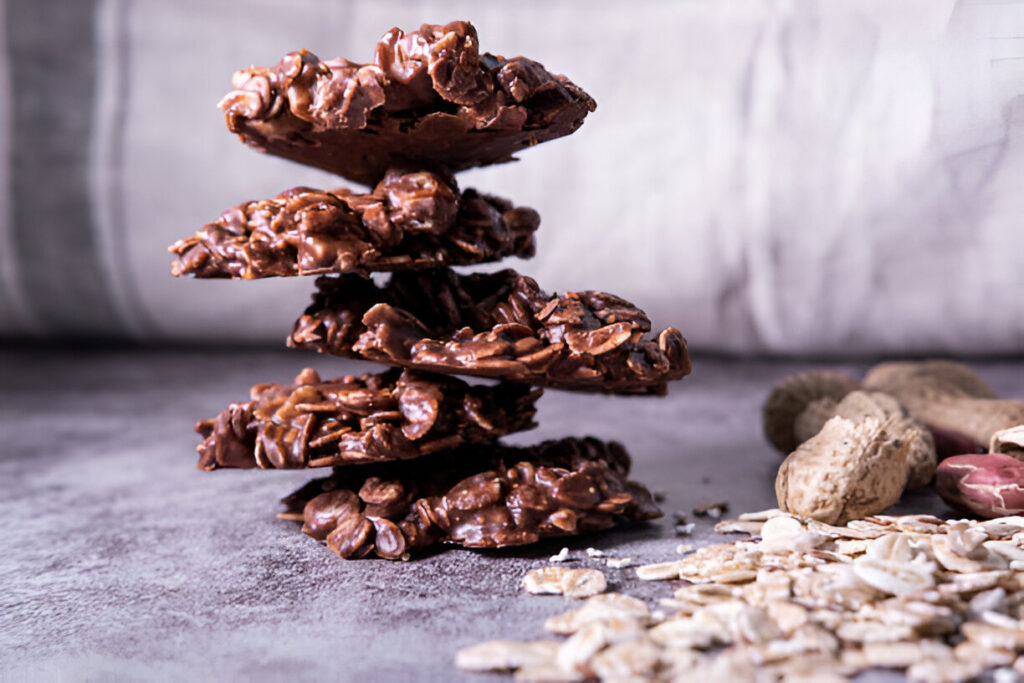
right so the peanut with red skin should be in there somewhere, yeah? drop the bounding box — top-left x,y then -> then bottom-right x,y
935,453 -> 1024,518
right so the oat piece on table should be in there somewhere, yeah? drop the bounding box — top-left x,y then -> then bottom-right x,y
195,366 -> 540,470
219,21 -> 596,186
288,268 -> 690,395
523,567 -> 608,599
169,169 -> 538,279
280,437 -> 662,559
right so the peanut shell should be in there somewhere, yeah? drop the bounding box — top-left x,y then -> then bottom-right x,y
863,360 -> 1024,448
794,390 -> 936,490
990,425 -> 1024,459
775,416 -> 909,525
763,370 -> 860,454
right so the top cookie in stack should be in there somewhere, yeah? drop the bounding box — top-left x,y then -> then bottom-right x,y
218,21 -> 596,185
173,21 -> 690,559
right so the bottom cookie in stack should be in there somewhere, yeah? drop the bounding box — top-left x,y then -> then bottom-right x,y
279,437 -> 661,560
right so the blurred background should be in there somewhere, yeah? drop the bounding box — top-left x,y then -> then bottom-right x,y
1,0 -> 1022,355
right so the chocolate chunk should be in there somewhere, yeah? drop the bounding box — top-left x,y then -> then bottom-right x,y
218,21 -> 596,185
168,169 -> 538,279
280,437 -> 662,559
194,367 -> 540,470
288,269 -> 691,395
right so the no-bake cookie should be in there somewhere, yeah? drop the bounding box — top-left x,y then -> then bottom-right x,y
170,169 -> 538,278
280,437 -> 661,559
289,268 -> 691,394
179,20 -> 680,563
219,21 -> 596,185
196,367 -> 540,470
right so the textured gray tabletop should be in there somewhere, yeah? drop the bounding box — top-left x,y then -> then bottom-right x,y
2,349 -> 1021,682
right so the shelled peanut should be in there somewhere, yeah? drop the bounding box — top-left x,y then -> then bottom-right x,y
937,426 -> 1024,518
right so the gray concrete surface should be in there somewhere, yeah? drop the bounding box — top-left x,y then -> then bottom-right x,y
2,349 -> 1021,682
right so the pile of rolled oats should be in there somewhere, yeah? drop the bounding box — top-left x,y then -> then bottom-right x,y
457,509 -> 1024,682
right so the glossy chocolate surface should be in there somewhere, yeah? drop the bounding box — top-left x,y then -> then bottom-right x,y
281,436 -> 661,559
196,367 -> 540,469
290,268 -> 691,395
219,22 -> 596,185
170,169 -> 537,278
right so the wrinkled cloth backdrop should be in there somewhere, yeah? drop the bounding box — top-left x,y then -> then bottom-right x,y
0,0 -> 1021,354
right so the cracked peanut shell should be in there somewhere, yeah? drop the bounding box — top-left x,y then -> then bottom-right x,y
763,370 -> 860,454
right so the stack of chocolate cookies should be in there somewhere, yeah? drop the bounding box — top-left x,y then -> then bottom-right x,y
170,21 -> 691,560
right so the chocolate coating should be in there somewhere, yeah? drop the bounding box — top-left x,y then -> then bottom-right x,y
169,169 -> 538,279
280,437 -> 662,559
195,367 -> 540,470
289,269 -> 691,395
219,21 -> 596,185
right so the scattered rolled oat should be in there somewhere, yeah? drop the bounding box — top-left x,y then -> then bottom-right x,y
455,639 -> 560,672
523,567 -> 607,599
549,547 -> 571,563
713,519 -> 764,535
457,509 -> 1024,682
635,561 -> 683,582
605,557 -> 633,569
543,593 -> 651,636
585,548 -> 605,558
737,508 -> 789,522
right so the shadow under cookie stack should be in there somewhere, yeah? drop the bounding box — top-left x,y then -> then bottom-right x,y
170,21 -> 691,560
